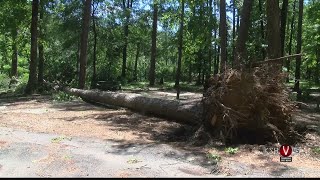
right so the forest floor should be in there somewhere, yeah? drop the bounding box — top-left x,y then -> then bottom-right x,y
0,92 -> 320,177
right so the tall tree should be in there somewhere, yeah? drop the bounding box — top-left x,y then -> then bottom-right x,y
286,0 -> 297,82
25,0 -> 39,94
121,0 -> 133,79
234,0 -> 254,68
232,0 -> 236,67
294,0 -> 303,99
266,0 -> 281,60
175,0 -> 185,99
219,0 -> 227,72
208,0 -> 213,73
78,0 -> 92,89
213,0 -> 219,74
149,1 -> 158,86
91,1 -> 98,88
37,0 -> 45,87
11,29 -> 18,78
134,43 -> 140,81
258,0 -> 266,59
280,0 -> 289,57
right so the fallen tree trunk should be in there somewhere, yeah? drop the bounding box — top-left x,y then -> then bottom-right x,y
63,87 -> 203,125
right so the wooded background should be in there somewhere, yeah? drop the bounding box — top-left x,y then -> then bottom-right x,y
0,0 -> 319,96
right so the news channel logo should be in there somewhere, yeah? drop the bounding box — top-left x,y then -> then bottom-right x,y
263,144 -> 300,162
279,144 -> 300,162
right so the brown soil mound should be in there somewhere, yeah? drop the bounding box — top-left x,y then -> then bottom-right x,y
203,66 -> 299,144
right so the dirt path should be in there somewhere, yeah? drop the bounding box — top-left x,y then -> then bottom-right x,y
0,95 -> 320,177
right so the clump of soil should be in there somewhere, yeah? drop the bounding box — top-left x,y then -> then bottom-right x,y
203,65 -> 299,144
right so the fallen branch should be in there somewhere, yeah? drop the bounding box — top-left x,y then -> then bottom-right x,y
251,54 -> 302,67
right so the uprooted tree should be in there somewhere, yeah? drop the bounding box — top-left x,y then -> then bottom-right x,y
51,0 -> 302,145
55,56 -> 301,145
202,63 -> 299,144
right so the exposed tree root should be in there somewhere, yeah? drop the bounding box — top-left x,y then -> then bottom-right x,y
202,65 -> 300,144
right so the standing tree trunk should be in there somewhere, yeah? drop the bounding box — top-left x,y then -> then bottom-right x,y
213,0 -> 219,74
175,0 -> 184,99
232,0 -> 236,67
258,0 -> 266,60
287,0 -> 297,82
219,0 -> 227,73
149,1 -> 158,86
134,43 -> 140,81
315,45 -> 320,84
76,39 -> 80,77
266,0 -> 281,60
294,0 -> 303,99
208,0 -> 213,73
214,46 -> 220,75
91,2 -> 97,88
38,0 -> 45,86
11,29 -> 18,78
121,0 -> 133,79
188,61 -> 192,83
280,0 -> 289,57
25,0 -> 39,94
78,0 -> 92,89
234,0 -> 254,68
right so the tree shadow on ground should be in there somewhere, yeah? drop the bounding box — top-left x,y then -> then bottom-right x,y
48,100 -> 223,172
0,94 -> 50,104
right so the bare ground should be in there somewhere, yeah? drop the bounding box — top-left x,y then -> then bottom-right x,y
0,93 -> 320,177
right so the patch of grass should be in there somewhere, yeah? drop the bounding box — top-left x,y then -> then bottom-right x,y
52,91 -> 78,102
312,147 -> 320,154
207,152 -> 222,162
127,158 -> 141,164
122,81 -> 203,92
51,136 -> 72,143
63,155 -> 73,160
225,147 -> 239,155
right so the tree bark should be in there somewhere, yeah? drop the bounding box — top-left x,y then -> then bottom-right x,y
121,0 -> 133,79
175,0 -> 184,99
234,0 -> 254,68
188,61 -> 192,83
286,0 -> 297,82
149,1 -> 158,86
25,0 -> 39,94
11,29 -> 18,78
38,0 -> 45,86
315,46 -> 320,84
78,0 -> 92,89
134,43 -> 140,81
266,0 -> 281,59
219,0 -> 227,73
91,2 -> 97,88
294,0 -> 303,99
232,0 -> 236,67
63,87 -> 202,125
258,0 -> 266,60
214,46 -> 220,75
213,0 -> 218,74
208,0 -> 213,72
280,0 -> 288,57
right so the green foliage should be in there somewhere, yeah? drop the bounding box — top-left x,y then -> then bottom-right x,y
0,0 -> 318,94
312,147 -> 320,154
13,74 -> 29,94
207,152 -> 222,162
52,91 -> 78,102
225,147 -> 239,155
0,73 -> 10,91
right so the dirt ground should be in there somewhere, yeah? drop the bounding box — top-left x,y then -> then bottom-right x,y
0,94 -> 320,177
